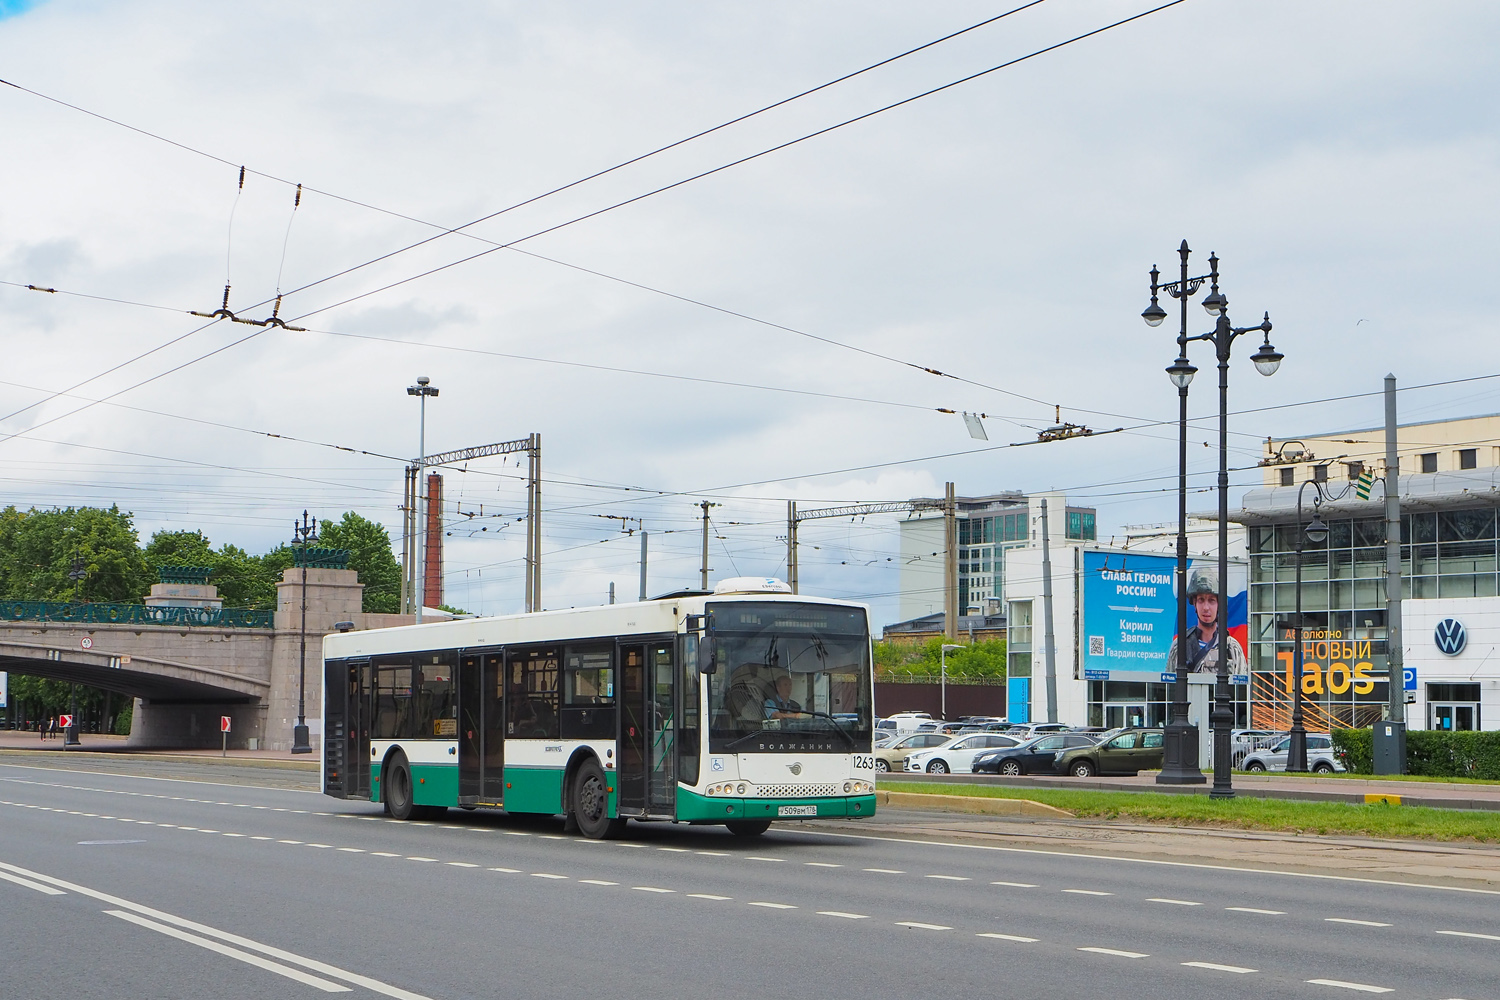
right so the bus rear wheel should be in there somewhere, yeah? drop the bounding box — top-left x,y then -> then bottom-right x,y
726,819 -> 772,837
384,752 -> 417,821
572,758 -> 625,840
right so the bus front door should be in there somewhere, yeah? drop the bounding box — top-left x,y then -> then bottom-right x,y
619,642 -> 677,817
647,644 -> 676,813
458,653 -> 482,803
618,645 -> 647,815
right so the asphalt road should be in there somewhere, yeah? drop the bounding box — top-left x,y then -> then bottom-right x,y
1,757 -> 1496,1000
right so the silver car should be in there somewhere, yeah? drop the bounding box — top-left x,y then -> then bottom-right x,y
1241,734 -> 1345,774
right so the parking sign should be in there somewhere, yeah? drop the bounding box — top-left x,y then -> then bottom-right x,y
1403,667 -> 1417,691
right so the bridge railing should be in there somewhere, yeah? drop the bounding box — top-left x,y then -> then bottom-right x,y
0,601 -> 275,630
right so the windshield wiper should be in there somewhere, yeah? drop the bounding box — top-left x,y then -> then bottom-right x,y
772,709 -> 857,749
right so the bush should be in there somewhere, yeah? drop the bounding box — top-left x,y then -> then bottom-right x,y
1335,728 -> 1500,779
1332,728 -> 1373,773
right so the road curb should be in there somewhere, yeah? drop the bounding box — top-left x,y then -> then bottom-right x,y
880,790 -> 1071,818
0,748 -> 319,772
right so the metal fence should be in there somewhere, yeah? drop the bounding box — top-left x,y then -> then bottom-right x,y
0,601 -> 275,630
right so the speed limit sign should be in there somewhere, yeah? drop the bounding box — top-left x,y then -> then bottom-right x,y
80,636 -> 93,650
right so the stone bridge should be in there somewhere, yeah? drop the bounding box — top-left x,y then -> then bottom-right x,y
0,568 -> 411,751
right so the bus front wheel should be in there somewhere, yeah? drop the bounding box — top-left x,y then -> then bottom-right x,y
726,819 -> 772,837
572,758 -> 625,840
385,751 -> 417,821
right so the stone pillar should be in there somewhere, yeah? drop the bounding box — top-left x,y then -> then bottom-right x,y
267,567 -> 365,753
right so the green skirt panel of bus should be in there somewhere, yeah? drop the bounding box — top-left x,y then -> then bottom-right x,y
676,787 -> 876,822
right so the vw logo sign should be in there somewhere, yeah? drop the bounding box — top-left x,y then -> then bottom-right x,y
1434,618 -> 1467,656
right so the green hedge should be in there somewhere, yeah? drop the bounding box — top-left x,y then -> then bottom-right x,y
1333,728 -> 1500,779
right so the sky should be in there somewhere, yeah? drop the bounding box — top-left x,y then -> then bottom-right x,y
1,1 -> 1498,626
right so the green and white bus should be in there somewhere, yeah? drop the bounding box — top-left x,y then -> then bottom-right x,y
321,578 -> 876,838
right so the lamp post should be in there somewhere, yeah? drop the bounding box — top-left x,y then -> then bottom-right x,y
1144,243 -> 1282,798
940,644 -> 962,720
407,376 -> 439,624
291,510 -> 318,754
65,551 -> 86,746
1287,484 -> 1331,772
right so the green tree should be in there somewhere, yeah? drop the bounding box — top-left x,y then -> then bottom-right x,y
0,505 -> 149,602
317,512 -> 401,613
142,529 -> 279,608
874,637 -> 1007,680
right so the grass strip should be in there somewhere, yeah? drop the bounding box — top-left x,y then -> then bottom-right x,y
890,781 -> 1500,843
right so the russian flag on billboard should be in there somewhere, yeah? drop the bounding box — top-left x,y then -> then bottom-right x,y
1228,588 -> 1248,656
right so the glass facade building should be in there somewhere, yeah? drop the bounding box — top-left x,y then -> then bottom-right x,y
1245,506 -> 1500,729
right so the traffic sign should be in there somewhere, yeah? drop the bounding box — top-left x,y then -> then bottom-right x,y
58,714 -> 73,729
220,716 -> 232,733
80,636 -> 93,650
1403,667 -> 1417,691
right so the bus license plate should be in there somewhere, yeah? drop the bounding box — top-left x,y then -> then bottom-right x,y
778,805 -> 817,817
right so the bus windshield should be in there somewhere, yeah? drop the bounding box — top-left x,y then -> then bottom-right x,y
705,601 -> 873,753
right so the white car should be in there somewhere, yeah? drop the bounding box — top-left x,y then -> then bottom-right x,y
1241,734 -> 1346,774
905,733 -> 1023,774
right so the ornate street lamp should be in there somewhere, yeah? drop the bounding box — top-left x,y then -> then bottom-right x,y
1144,242 -> 1282,796
291,510 -> 319,754
1287,485 -> 1333,772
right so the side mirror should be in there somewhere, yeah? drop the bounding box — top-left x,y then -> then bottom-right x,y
686,613 -> 716,674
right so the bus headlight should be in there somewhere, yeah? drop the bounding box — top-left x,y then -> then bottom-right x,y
845,779 -> 873,794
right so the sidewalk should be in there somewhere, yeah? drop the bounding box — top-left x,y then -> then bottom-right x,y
881,768 -> 1500,812
0,730 -> 318,769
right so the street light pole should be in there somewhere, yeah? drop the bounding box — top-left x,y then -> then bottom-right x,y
940,644 -> 963,721
1144,244 -> 1282,798
291,510 -> 318,754
66,551 -> 86,747
1287,484 -> 1330,772
407,377 -> 439,624
1144,242 -> 1204,784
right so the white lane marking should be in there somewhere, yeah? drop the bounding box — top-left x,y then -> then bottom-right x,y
634,887 -> 675,894
307,844 -> 331,849
1306,979 -> 1393,993
1226,907 -> 1285,915
372,852 -> 401,858
688,893 -> 732,900
0,864 -> 442,1000
250,836 -> 273,841
406,857 -> 439,863
1063,889 -> 1113,896
792,827 -> 1500,897
695,851 -> 729,857
863,868 -> 904,874
658,847 -> 690,853
105,910 -> 350,993
539,835 -> 566,841
531,873 -> 568,880
1325,918 -> 1392,927
978,932 -> 1038,943
1079,947 -> 1148,959
896,921 -> 951,931
1437,929 -> 1500,941
0,870 -> 66,895
1183,961 -> 1256,974
749,902 -> 797,909
992,881 -> 1038,888
276,840 -> 301,844
1148,898 -> 1202,906
805,862 -> 842,868
925,874 -> 970,881
502,831 -> 530,837
222,833 -> 246,838
488,867 -> 520,873
446,862 -> 478,868
579,880 -> 618,886
746,857 -> 784,863
337,848 -> 364,853
818,911 -> 868,919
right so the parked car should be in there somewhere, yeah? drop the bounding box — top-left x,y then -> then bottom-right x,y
1241,734 -> 1345,773
1002,722 -> 1073,741
1231,729 -> 1285,768
1056,728 -> 1166,777
905,733 -> 1023,774
873,732 -> 953,772
972,733 -> 1101,775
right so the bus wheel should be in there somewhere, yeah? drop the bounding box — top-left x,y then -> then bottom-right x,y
726,820 -> 772,837
385,752 -> 416,821
573,758 -> 625,839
